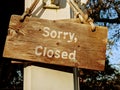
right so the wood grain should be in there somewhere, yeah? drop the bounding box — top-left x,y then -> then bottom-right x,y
3,15 -> 108,70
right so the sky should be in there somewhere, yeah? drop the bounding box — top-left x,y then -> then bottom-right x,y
107,23 -> 120,70
97,6 -> 120,70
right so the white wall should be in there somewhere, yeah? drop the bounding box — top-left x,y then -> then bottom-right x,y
25,0 -> 72,20
24,0 -> 74,90
24,66 -> 74,90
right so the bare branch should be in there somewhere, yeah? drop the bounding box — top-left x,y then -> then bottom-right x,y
83,0 -> 120,23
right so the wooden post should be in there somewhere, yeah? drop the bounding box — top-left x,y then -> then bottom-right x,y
24,0 -> 75,90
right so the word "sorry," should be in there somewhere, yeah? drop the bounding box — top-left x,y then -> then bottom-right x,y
42,27 -> 78,43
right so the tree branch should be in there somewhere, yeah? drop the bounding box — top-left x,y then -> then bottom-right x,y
94,18 -> 120,23
85,0 -> 120,23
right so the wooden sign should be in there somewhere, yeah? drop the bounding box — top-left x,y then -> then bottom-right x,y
3,15 -> 108,70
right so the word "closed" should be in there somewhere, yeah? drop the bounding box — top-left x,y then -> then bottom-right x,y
35,45 -> 77,61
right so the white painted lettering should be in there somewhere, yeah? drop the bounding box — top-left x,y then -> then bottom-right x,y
43,47 -> 47,56
63,32 -> 69,39
47,50 -> 54,58
74,37 -> 78,43
69,50 -> 76,61
61,51 -> 68,59
42,27 -> 50,37
57,31 -> 63,38
67,33 -> 75,42
35,46 -> 43,56
50,30 -> 57,38
42,27 -> 78,43
54,50 -> 60,58
35,45 -> 77,61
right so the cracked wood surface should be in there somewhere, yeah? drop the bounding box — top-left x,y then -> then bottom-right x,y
3,15 -> 108,70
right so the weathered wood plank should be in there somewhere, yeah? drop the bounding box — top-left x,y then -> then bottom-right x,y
3,15 -> 108,70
